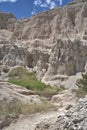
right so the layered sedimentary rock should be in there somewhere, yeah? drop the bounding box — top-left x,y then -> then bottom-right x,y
0,1 -> 87,130
0,0 -> 87,86
0,12 -> 16,30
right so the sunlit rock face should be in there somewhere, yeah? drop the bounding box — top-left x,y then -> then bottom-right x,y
0,0 -> 87,86
0,12 -> 16,30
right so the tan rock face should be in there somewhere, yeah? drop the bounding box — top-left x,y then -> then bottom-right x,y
11,1 -> 87,41
0,1 -> 87,129
43,39 -> 87,82
0,44 -> 27,67
0,12 -> 16,30
0,0 -> 87,87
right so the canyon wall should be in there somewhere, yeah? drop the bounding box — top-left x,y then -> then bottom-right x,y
0,0 -> 87,86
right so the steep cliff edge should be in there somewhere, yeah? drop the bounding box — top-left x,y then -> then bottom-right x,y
0,0 -> 87,87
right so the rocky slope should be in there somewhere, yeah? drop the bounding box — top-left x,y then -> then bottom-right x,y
0,81 -> 40,104
2,94 -> 87,130
0,81 -> 42,129
0,0 -> 87,88
0,0 -> 87,130
35,95 -> 87,130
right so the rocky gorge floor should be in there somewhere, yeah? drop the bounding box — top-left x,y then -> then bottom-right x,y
1,82 -> 87,130
0,81 -> 79,130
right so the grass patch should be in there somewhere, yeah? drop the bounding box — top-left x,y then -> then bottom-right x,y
8,67 -> 62,98
74,88 -> 87,98
0,99 -> 54,116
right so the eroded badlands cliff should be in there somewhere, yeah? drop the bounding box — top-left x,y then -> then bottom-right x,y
0,0 -> 87,129
0,0 -> 87,87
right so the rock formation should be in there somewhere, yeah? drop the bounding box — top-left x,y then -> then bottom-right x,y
0,82 -> 40,104
0,0 -> 87,130
0,0 -> 87,87
0,82 -> 41,129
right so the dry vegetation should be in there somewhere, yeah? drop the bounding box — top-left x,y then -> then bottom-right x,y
0,98 -> 55,116
8,67 -> 62,98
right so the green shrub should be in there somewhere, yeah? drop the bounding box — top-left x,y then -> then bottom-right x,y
76,73 -> 87,97
8,67 -> 62,98
3,67 -> 9,73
